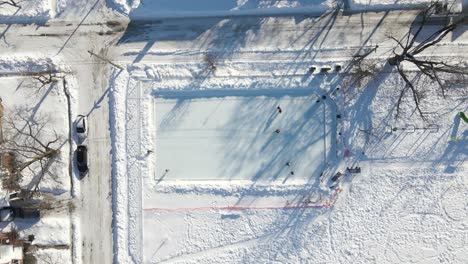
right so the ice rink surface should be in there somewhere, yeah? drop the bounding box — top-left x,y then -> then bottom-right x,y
154,95 -> 328,182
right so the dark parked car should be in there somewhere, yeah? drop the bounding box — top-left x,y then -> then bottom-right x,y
0,207 -> 40,221
76,145 -> 88,178
13,207 -> 40,218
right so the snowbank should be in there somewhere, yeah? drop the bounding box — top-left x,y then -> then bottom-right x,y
0,1 -> 52,22
108,68 -> 131,263
0,56 -> 54,73
348,0 -> 430,11
107,0 -> 139,15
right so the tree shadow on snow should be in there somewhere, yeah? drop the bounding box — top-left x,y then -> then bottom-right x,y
123,6 -> 468,261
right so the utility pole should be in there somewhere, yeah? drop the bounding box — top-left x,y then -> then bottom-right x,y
87,50 -> 123,70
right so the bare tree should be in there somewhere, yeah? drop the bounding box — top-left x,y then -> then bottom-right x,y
0,109 -> 63,197
344,45 -> 380,89
349,60 -> 379,89
388,2 -> 468,119
0,0 -> 21,8
32,66 -> 60,92
350,45 -> 379,68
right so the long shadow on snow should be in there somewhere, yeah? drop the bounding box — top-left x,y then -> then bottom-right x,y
119,1 -> 331,66
433,114 -> 467,173
150,9 -> 385,229
124,7 -> 429,261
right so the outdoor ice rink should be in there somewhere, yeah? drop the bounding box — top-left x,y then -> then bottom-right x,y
110,3 -> 468,262
152,94 -> 330,182
142,93 -> 335,262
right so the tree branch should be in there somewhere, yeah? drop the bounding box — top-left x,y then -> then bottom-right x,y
396,64 -> 426,120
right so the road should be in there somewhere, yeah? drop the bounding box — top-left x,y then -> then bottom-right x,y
76,51 -> 114,264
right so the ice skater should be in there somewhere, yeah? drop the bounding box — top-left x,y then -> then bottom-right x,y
331,172 -> 343,182
275,129 -> 281,134
285,161 -> 291,167
277,106 -> 282,114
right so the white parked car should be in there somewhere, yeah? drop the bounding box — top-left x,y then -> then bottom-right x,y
76,115 -> 87,142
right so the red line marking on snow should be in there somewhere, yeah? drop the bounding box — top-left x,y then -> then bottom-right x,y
144,189 -> 343,212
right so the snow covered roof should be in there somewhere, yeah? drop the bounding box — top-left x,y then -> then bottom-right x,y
0,245 -> 23,263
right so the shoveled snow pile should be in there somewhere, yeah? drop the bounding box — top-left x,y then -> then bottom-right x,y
108,68 -> 131,264
349,0 -> 431,10
349,0 -> 465,12
0,1 -> 52,20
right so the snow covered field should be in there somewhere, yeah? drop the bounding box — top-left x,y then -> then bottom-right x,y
125,66 -> 467,263
1,0 -> 467,263
140,167 -> 468,263
109,1 -> 468,262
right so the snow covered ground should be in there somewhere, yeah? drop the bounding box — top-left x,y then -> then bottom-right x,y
113,65 -> 468,263
0,61 -> 73,263
1,0 -> 467,263
108,2 -> 468,263
139,166 -> 468,263
0,0 -> 52,21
